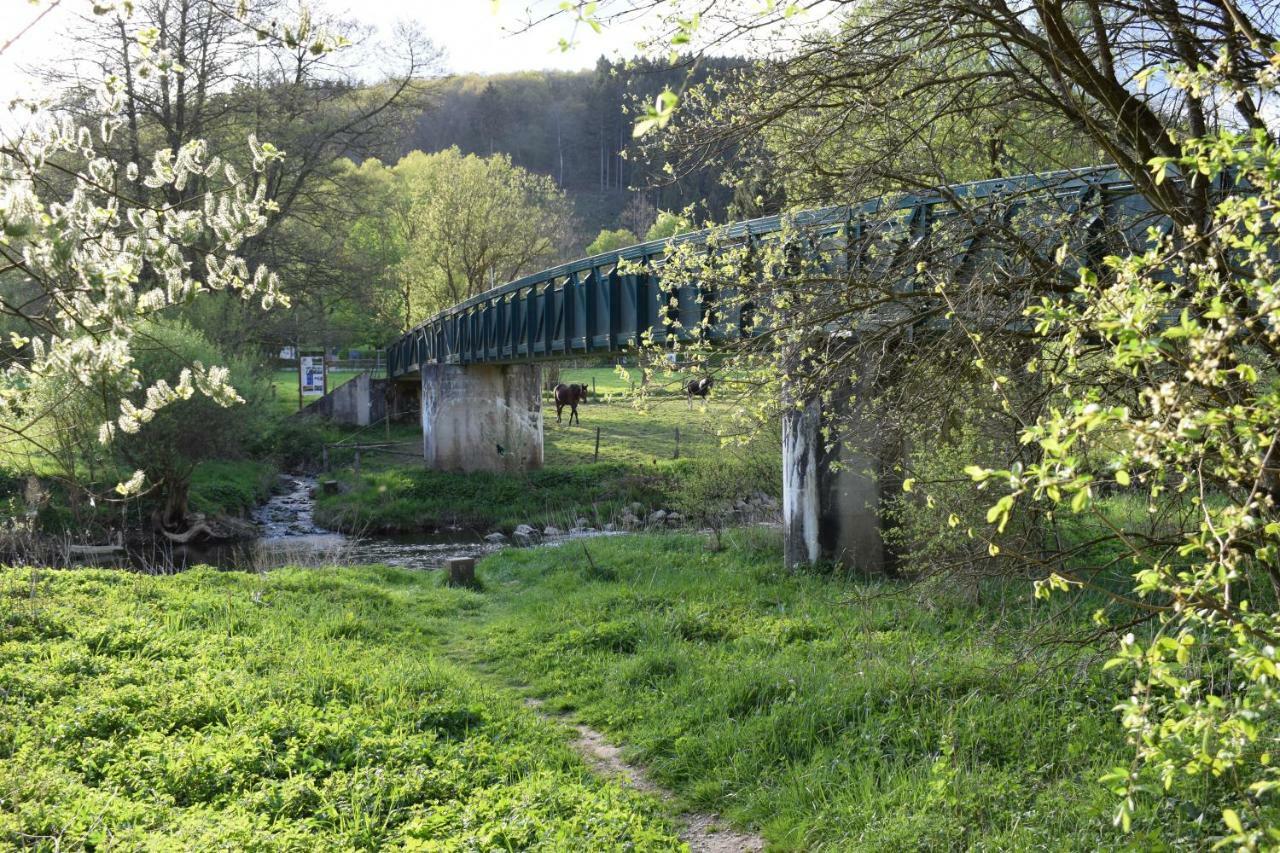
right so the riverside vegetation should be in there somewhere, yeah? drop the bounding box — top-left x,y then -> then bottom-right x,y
5,0 -> 1280,845
1,530 -> 1207,849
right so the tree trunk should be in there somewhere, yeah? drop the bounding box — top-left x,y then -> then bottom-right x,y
155,478 -> 191,531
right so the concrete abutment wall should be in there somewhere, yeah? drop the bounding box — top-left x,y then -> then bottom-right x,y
420,364 -> 543,473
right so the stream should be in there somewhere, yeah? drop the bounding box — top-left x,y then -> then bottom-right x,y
82,474 -> 618,573
181,475 -> 508,572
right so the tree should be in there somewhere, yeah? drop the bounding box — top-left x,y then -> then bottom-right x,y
574,0 -> 1280,840
0,1 -> 334,509
403,57 -> 750,241
962,118 -> 1280,838
43,0 -> 441,357
644,210 -> 691,242
352,148 -> 573,328
28,319 -> 269,531
586,228 -> 639,255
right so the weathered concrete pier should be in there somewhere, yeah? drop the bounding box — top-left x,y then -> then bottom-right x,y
419,364 -> 543,473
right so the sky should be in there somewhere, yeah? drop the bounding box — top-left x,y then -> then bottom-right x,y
325,0 -> 649,75
0,0 -> 651,100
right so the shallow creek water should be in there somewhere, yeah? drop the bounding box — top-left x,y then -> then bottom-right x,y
131,474 -> 616,573
166,475 -> 502,572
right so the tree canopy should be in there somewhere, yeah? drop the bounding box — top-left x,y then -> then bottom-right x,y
344,148 -> 573,331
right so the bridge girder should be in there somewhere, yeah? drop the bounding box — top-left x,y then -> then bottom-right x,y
385,165 -> 1153,378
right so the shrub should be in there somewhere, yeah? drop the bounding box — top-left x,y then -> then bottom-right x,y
672,441 -> 779,550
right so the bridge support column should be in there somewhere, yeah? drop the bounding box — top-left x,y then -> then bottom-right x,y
782,369 -> 896,574
420,364 -> 543,473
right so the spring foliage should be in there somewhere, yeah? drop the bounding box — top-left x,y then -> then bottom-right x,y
0,1 -> 309,498
965,56 -> 1280,841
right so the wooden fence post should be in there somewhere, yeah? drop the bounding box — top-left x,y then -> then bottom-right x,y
354,450 -> 361,475
674,427 -> 680,460
594,427 -> 601,462
322,445 -> 329,471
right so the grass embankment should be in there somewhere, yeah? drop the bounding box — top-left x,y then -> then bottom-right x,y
0,459 -> 278,535
314,370 -> 775,533
2,533 -> 1202,849
188,459 -> 277,517
315,462 -> 683,533
0,566 -> 680,849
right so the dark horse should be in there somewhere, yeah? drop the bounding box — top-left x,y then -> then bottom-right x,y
685,376 -> 714,409
553,383 -> 589,425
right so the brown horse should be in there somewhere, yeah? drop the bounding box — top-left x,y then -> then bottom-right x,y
553,383 -> 589,425
685,376 -> 714,409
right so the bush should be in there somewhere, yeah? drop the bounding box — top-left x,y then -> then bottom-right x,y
16,318 -> 270,529
114,320 -> 270,527
885,416 -> 1033,584
672,441 -> 779,549
255,416 -> 344,472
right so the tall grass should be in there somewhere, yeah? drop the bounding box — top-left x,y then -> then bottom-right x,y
455,531 -> 1214,850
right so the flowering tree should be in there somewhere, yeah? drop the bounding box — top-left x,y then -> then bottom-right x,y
0,1 -> 339,506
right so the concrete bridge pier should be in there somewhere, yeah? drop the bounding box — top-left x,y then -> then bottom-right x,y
420,364 -> 543,473
782,371 -> 896,574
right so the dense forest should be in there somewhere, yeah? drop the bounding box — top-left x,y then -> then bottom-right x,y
405,56 -> 750,248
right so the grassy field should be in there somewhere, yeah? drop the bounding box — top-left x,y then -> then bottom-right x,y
454,533 -> 1200,850
269,368 -> 365,417
543,388 -> 738,468
0,565 -> 681,849
0,532 -> 1211,849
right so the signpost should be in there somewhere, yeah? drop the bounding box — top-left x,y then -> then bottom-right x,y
298,353 -> 328,411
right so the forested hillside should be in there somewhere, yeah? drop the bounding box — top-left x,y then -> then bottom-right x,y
405,57 -> 751,247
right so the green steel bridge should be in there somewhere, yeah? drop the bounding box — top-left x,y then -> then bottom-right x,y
384,165 -> 1165,378
380,163 -> 1190,572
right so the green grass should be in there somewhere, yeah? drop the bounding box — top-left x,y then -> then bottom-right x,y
453,532 -> 1203,850
316,383 -> 776,533
0,565 -> 681,850
544,391 -> 735,467
269,368 -> 365,417
188,459 -> 277,517
1,533 -> 1218,849
550,366 -> 638,398
314,461 -> 685,532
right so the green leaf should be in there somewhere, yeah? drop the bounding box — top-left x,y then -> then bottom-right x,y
1223,808 -> 1243,834
1071,488 -> 1090,513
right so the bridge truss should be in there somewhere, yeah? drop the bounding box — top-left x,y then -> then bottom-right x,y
386,166 -> 1165,379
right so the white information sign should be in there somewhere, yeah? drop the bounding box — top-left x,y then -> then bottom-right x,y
300,356 -> 325,395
